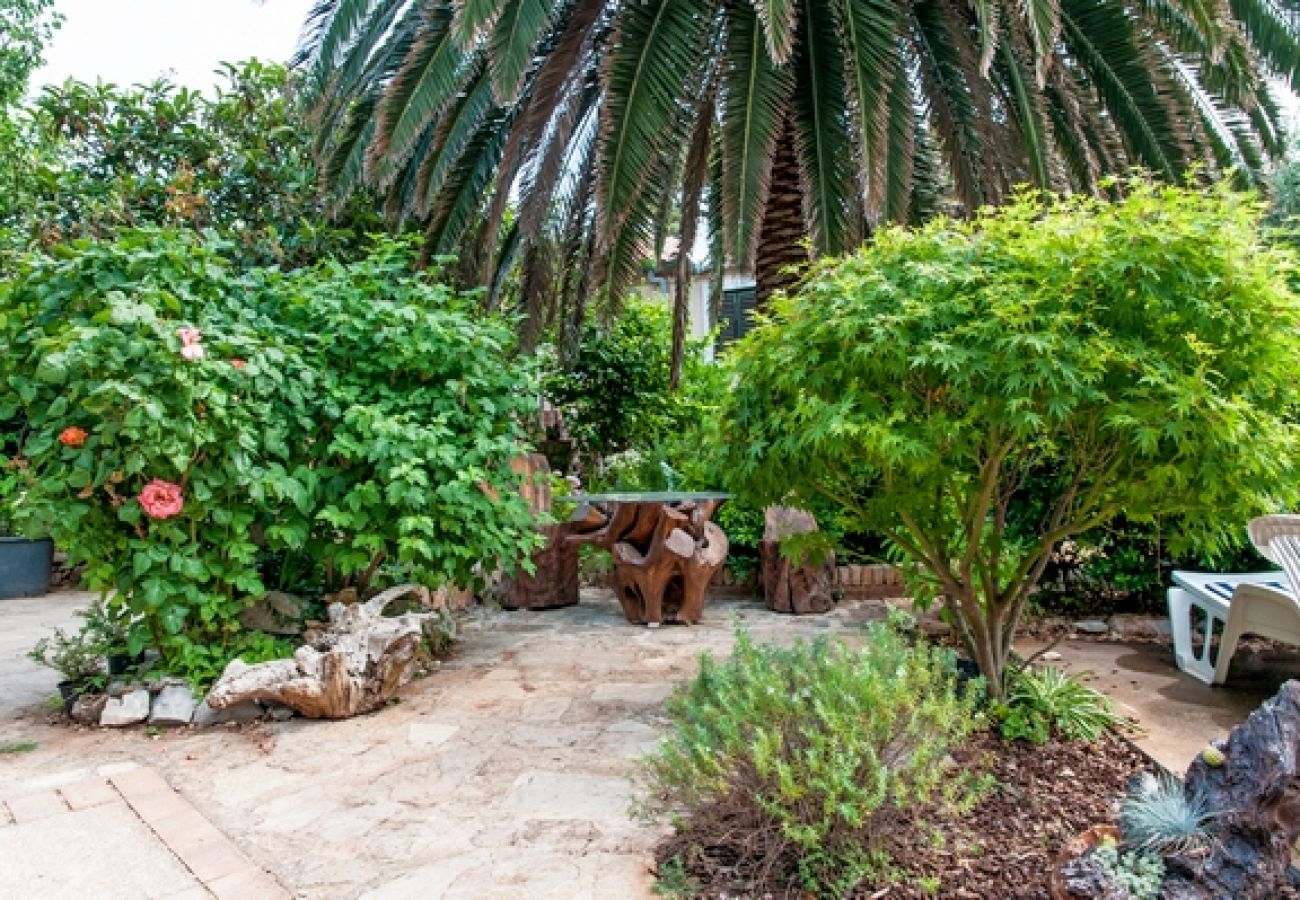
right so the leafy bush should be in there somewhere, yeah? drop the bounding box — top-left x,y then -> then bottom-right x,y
1,231 -> 540,686
27,626 -> 107,690
719,181 -> 1300,697
2,60 -> 380,267
637,619 -> 989,896
542,299 -> 716,462
995,665 -> 1133,744
1119,772 -> 1216,856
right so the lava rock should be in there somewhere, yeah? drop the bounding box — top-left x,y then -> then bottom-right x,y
148,684 -> 196,726
1057,850 -> 1129,899
1163,680 -> 1300,898
100,689 -> 150,726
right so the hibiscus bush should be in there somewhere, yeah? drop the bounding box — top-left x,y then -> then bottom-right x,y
0,230 -> 539,685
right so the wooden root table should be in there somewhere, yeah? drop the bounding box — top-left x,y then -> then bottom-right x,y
564,492 -> 730,627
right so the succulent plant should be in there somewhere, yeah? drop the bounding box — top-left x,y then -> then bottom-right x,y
1119,771 -> 1217,856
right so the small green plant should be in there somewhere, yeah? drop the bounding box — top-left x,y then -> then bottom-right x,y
636,620 -> 989,896
1119,772 -> 1216,856
652,856 -> 696,898
0,741 -> 38,754
915,874 -> 942,895
995,665 -> 1134,744
1093,838 -> 1165,900
27,627 -> 105,689
78,596 -> 133,656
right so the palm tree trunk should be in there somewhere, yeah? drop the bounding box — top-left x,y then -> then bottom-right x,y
754,123 -> 809,309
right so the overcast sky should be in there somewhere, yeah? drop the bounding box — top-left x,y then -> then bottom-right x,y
34,0 -> 318,92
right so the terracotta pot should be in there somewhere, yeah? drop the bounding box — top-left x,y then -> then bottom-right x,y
1048,824 -> 1122,900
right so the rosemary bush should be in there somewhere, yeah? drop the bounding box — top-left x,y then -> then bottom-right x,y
637,618 -> 989,896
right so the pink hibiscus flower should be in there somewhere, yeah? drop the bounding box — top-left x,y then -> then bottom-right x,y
138,479 -> 184,520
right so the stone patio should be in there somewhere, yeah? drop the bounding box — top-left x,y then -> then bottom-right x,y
2,588 -> 1297,898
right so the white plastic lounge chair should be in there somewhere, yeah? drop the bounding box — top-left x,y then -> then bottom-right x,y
1167,514 -> 1300,684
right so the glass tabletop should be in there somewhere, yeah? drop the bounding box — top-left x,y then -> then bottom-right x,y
559,491 -> 732,503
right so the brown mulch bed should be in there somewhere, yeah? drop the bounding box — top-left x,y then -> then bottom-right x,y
655,731 -> 1157,899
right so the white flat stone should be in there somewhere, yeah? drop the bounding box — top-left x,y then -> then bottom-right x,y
408,723 -> 459,748
99,690 -> 150,727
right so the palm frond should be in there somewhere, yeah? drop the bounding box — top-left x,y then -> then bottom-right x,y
721,2 -> 794,267
791,0 -> 857,254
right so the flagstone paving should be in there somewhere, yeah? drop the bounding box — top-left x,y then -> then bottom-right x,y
0,589 -> 882,898
2,587 -> 1294,897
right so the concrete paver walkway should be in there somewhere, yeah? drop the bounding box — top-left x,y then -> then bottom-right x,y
2,588 -> 1297,897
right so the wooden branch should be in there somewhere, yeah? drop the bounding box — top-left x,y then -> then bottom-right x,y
205,584 -> 438,719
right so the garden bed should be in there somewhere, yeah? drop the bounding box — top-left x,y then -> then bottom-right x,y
655,732 -> 1159,898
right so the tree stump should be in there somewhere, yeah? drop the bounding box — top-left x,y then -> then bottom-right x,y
204,584 -> 437,719
759,506 -> 835,614
499,522 -> 581,609
497,452 -> 581,609
569,497 -> 729,625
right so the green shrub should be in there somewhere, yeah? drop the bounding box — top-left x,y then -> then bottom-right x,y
637,619 -> 989,896
995,665 -> 1134,744
1,231 -> 540,686
541,299 -> 715,462
719,180 -> 1300,698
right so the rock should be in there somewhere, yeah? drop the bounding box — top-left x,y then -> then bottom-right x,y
240,590 -> 308,636
1163,680 -> 1300,898
192,699 -> 263,727
1073,619 -> 1110,635
1108,614 -> 1172,640
1042,651 -> 1064,661
1055,850 -> 1128,900
100,689 -> 151,726
69,694 -> 107,726
149,684 -> 197,726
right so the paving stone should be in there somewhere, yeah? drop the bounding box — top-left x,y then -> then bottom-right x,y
100,689 -> 151,726
192,700 -> 263,727
589,682 -> 673,704
150,808 -> 251,882
504,772 -> 631,820
150,684 -> 198,726
407,722 -> 459,748
0,801 -> 200,898
518,696 -> 573,722
5,790 -> 67,823
205,867 -> 291,900
58,777 -> 119,811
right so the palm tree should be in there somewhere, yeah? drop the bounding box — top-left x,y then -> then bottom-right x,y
297,0 -> 1300,360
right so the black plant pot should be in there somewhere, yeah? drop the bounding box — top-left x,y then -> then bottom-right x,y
0,536 -> 53,599
106,654 -> 136,676
57,679 -> 81,714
